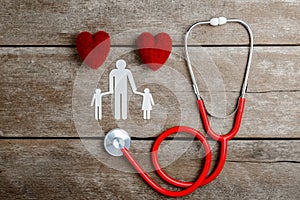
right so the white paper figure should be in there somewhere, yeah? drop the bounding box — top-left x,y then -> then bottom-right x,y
109,59 -> 137,120
91,89 -> 111,120
136,88 -> 155,120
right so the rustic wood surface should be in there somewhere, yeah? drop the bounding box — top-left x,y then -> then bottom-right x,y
0,47 -> 299,137
0,140 -> 299,200
0,0 -> 299,199
0,0 -> 299,45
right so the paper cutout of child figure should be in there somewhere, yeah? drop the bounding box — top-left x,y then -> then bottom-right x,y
135,88 -> 155,120
91,89 -> 111,120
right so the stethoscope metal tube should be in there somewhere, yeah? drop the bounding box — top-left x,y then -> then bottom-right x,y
184,17 -> 254,100
104,17 -> 253,197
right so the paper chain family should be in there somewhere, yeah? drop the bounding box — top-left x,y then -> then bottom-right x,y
91,59 -> 155,120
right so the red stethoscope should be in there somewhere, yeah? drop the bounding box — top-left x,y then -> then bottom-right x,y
104,17 -> 254,197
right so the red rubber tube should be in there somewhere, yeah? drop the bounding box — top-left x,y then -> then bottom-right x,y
121,126 -> 212,197
198,97 -> 245,141
120,98 -> 245,197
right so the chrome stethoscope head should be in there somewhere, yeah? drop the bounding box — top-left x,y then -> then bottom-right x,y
104,128 -> 131,156
184,17 -> 254,101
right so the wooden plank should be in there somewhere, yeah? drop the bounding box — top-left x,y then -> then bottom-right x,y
0,47 -> 299,92
0,0 -> 299,45
1,90 -> 299,138
0,47 -> 299,137
0,140 -> 299,199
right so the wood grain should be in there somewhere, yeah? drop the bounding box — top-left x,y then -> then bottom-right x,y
0,47 -> 299,137
0,0 -> 299,45
1,47 -> 298,92
0,140 -> 299,200
0,1 -> 299,199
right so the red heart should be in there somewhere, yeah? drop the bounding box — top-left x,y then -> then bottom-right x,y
76,31 -> 110,70
136,32 -> 172,71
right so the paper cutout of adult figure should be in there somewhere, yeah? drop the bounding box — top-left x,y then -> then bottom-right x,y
91,89 -> 111,120
109,59 -> 137,120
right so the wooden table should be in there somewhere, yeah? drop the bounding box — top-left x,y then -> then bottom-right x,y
0,1 -> 299,199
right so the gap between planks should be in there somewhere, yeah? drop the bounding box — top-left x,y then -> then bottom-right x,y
1,137 -> 300,140
0,44 -> 299,48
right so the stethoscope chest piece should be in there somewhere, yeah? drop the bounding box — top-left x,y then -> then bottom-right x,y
104,128 -> 131,156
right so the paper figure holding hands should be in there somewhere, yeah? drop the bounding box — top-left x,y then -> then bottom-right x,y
109,59 -> 137,120
91,59 -> 155,120
91,89 -> 111,120
135,88 -> 155,120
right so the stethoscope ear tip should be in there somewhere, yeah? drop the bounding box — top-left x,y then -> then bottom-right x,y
209,17 -> 227,26
104,128 -> 131,156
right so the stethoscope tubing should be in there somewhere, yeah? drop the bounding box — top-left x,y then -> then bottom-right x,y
198,97 -> 245,141
120,97 -> 245,197
121,126 -> 213,197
